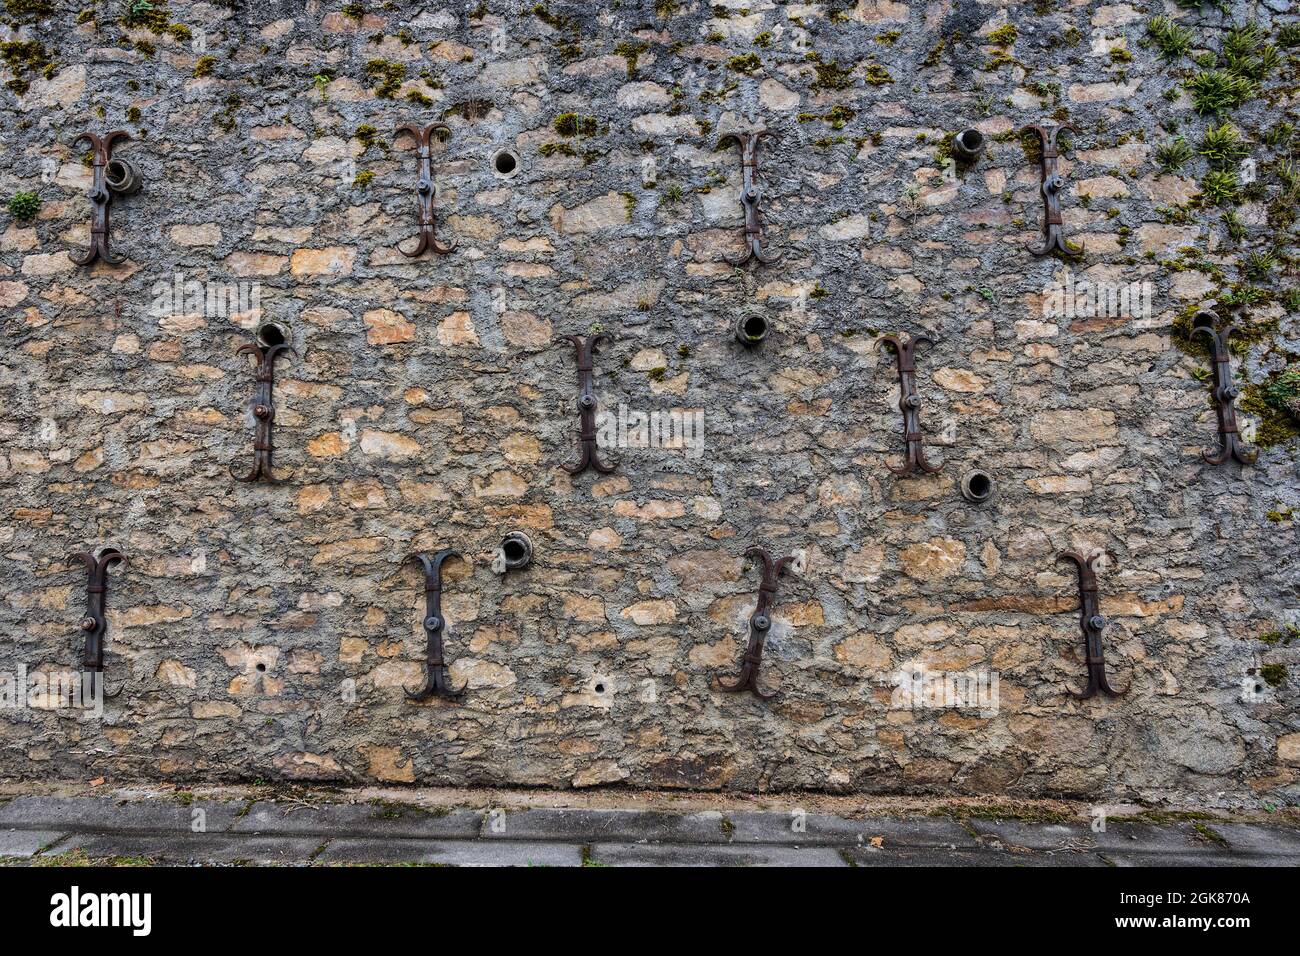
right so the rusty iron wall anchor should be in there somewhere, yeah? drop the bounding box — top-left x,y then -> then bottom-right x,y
1057,550 -> 1125,700
395,122 -> 456,256
880,334 -> 940,478
404,550 -> 466,701
718,131 -> 782,267
69,548 -> 127,698
1193,310 -> 1257,466
1024,123 -> 1082,258
712,548 -> 795,701
70,131 -> 138,267
230,329 -> 294,483
564,333 -> 616,476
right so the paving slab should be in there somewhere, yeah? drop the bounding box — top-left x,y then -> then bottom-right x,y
1211,823 -> 1300,857
841,846 -> 1109,867
0,828 -> 67,859
317,838 -> 583,867
587,842 -> 847,867
50,832 -> 325,865
729,812 -> 979,848
230,801 -> 482,839
0,795 -> 244,833
969,820 -> 1098,851
1092,822 -> 1220,855
477,808 -> 730,844
1101,851 -> 1293,868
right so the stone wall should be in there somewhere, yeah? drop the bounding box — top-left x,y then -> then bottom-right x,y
1,0 -> 1297,805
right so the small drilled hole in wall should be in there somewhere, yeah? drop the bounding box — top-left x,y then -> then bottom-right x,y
503,539 -> 527,562
744,316 -> 766,338
594,683 -> 605,694
959,129 -> 984,153
492,149 -> 519,179
256,663 -> 267,672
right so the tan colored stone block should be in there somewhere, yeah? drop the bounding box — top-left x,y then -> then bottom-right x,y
899,539 -> 965,580
290,246 -> 355,277
437,311 -> 479,346
363,308 -> 414,345
359,429 -> 421,458
620,599 -> 677,625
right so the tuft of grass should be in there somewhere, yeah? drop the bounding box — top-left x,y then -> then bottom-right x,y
1200,169 -> 1238,205
1185,70 -> 1255,115
1147,16 -> 1193,61
1156,136 -> 1193,173
1222,23 -> 1277,81
1244,250 -> 1277,281
1198,123 -> 1248,168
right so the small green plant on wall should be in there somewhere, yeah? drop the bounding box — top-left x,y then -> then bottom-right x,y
6,190 -> 41,222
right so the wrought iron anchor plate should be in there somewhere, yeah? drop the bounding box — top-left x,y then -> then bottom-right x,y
404,549 -> 467,702
70,130 -> 133,267
1024,123 -> 1082,258
395,123 -> 456,256
712,548 -> 795,701
1192,310 -> 1257,466
231,339 -> 294,483
1057,550 -> 1126,700
718,131 -> 782,267
563,333 -> 616,476
69,548 -> 128,699
880,333 -> 941,478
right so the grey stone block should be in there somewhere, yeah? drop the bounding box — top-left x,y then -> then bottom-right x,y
969,819 -> 1096,851
587,842 -> 847,867
1211,824 -> 1300,856
230,801 -> 482,839
477,808 -> 730,844
317,838 -> 583,867
0,795 -> 244,834
0,828 -> 67,858
52,831 -> 326,865
729,812 -> 979,848
841,846 -> 1109,867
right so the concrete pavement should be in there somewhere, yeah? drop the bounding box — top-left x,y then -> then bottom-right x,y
2,789 -> 1298,866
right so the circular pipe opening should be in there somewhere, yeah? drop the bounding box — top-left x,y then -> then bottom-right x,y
104,158 -> 142,195
734,311 -> 769,345
257,322 -> 288,348
492,148 -> 520,179
500,531 -> 533,570
960,469 -> 994,503
953,128 -> 986,162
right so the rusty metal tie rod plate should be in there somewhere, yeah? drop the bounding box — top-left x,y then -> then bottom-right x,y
395,122 -> 456,256
1192,310 -> 1257,466
69,548 -> 127,699
880,333 -> 940,478
1024,123 -> 1082,258
563,333 -> 616,476
1057,550 -> 1125,700
718,131 -> 782,267
404,549 -> 466,702
231,336 -> 293,483
70,130 -> 134,267
712,548 -> 794,701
